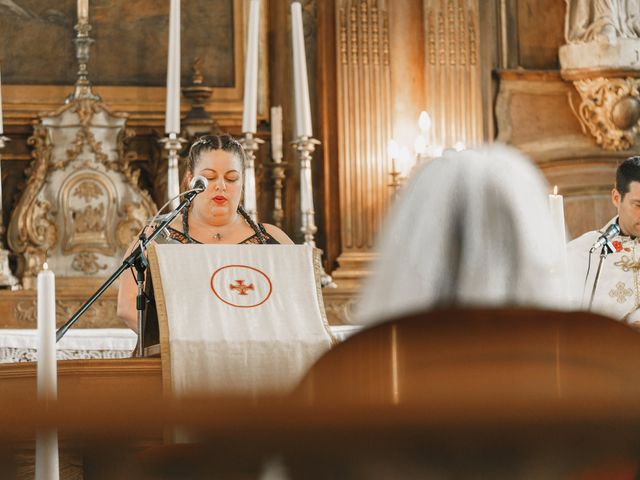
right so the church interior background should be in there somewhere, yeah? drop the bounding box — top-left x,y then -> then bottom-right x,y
0,0 -> 640,478
0,0 -> 634,327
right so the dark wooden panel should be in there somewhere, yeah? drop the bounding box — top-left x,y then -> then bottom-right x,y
0,0 -> 235,87
517,0 -> 565,69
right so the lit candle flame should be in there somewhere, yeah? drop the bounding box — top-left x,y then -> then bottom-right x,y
553,185 -> 558,195
418,111 -> 432,134
43,262 -> 49,271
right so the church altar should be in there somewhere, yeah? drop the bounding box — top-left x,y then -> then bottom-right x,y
0,325 -> 361,364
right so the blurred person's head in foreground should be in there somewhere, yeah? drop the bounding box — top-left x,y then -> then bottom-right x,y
356,144 -> 568,326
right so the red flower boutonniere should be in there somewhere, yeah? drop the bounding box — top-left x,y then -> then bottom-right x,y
612,240 -> 623,252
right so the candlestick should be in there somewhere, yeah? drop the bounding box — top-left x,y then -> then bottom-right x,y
242,0 -> 261,134
68,1 -> 99,102
77,0 -> 88,24
36,263 -> 59,480
159,133 -> 187,209
165,0 -> 181,135
240,132 -> 264,222
291,2 -> 313,138
293,136 -> 335,288
0,65 -> 3,135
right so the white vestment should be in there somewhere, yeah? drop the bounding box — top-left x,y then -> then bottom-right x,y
567,217 -> 640,324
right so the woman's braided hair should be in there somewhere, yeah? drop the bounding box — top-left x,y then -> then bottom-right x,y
183,134 -> 267,244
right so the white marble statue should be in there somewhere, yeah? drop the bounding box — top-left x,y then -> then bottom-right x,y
565,0 -> 640,44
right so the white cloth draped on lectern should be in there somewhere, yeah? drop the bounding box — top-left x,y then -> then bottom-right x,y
148,244 -> 333,396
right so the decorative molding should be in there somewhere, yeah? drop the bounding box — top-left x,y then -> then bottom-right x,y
423,0 -> 483,147
571,77 -> 640,151
14,298 -> 119,328
335,0 -> 392,277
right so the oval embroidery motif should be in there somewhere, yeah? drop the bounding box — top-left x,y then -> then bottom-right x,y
210,264 -> 273,308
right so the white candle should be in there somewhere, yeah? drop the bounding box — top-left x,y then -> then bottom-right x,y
300,164 -> 313,214
35,263 -> 59,480
243,165 -> 257,220
291,2 -> 313,138
271,106 -> 283,162
77,0 -> 88,24
548,186 -> 567,246
0,64 -> 4,135
242,0 -> 261,134
165,0 -> 181,135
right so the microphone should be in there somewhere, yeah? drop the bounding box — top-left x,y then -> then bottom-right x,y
188,175 -> 208,193
589,223 -> 621,253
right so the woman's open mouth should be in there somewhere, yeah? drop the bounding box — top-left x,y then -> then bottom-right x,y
212,195 -> 227,205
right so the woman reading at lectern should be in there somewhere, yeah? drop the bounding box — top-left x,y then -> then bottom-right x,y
117,134 -> 293,331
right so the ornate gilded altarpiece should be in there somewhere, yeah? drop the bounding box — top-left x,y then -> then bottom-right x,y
7,98 -> 156,288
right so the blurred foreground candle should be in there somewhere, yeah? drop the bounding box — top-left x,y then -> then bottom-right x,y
291,1 -> 313,138
36,263 -> 59,480
242,0 -> 261,134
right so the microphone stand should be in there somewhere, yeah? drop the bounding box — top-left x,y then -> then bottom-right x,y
55,188 -> 202,356
588,241 -> 615,310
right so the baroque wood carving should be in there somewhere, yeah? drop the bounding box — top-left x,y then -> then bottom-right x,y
334,0 -> 392,285
423,0 -> 483,147
571,77 -> 640,151
7,98 -> 156,289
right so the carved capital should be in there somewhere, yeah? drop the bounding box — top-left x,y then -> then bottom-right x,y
571,77 -> 640,151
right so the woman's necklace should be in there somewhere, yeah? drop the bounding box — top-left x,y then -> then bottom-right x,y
212,232 -> 223,241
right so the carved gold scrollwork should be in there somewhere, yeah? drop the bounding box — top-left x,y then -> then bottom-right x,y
71,252 -> 108,275
572,77 -> 640,151
7,125 -> 55,285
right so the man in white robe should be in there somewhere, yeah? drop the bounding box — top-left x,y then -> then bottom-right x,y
567,156 -> 640,325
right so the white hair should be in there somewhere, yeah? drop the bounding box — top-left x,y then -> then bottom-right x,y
355,144 -> 569,326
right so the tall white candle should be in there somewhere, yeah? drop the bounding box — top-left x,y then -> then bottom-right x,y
271,105 -> 283,162
243,165 -> 257,220
165,0 -> 181,135
291,2 -> 313,138
242,0 -> 261,134
548,186 -> 567,246
77,0 -> 88,24
0,65 -> 4,135
35,263 -> 59,480
300,164 -> 313,214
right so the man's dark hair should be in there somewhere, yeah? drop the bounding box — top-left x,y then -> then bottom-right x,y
616,156 -> 640,199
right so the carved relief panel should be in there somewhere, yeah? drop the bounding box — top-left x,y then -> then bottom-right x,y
334,0 -> 392,285
7,98 -> 156,288
423,0 -> 483,148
